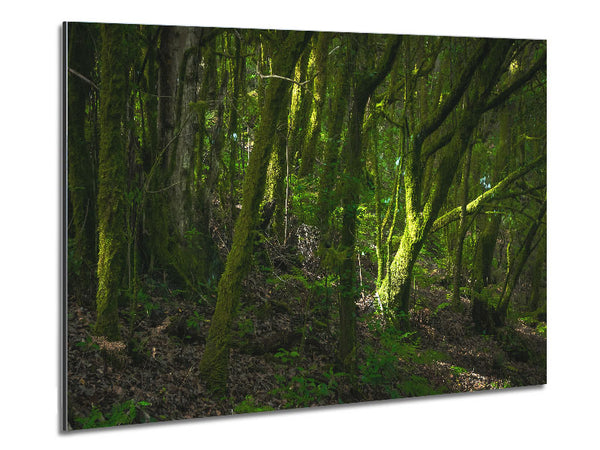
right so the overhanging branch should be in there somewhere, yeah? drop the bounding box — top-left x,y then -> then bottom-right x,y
481,49 -> 546,114
431,154 -> 545,233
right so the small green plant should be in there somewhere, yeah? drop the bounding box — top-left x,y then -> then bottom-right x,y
233,395 -> 274,414
398,375 -> 442,397
450,365 -> 468,375
413,349 -> 450,365
186,310 -> 206,332
273,367 -> 343,408
75,337 -> 100,352
236,317 -> 255,339
274,348 -> 300,364
490,380 -> 511,389
75,400 -> 152,429
536,322 -> 547,337
433,301 -> 451,317
129,289 -> 158,318
360,324 -> 416,387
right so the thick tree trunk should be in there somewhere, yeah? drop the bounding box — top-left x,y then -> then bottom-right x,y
169,29 -> 216,289
338,93 -> 365,376
378,220 -> 426,323
94,24 -> 129,340
474,215 -> 501,288
144,26 -> 191,274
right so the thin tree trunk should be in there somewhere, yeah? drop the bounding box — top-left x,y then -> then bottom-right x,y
496,201 -> 546,324
451,145 -> 472,311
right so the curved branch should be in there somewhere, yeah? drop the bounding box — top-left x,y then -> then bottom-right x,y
431,154 -> 545,233
417,40 -> 491,143
481,49 -> 546,114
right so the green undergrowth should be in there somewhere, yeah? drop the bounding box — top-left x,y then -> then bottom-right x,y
271,348 -> 346,408
359,317 -> 449,398
233,395 -> 274,414
74,399 -> 153,429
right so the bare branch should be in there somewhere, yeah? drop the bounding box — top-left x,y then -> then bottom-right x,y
257,71 -> 313,87
68,68 -> 98,90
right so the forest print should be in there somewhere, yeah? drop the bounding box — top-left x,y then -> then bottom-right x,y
65,22 -> 546,429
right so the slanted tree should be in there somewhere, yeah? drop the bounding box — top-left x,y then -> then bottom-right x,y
199,31 -> 310,393
496,199 -> 546,324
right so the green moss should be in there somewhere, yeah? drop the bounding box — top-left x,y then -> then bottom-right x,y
288,47 -> 311,164
299,33 -> 329,177
94,24 -> 129,340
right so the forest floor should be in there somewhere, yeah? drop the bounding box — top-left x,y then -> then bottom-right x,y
67,240 -> 546,429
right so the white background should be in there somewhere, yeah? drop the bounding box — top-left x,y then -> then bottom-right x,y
1,1 -> 597,448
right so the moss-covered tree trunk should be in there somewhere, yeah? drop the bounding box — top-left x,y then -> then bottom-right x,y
371,130 -> 386,286
474,215 -> 501,287
471,213 -> 501,333
67,22 -> 97,293
471,104 -> 511,329
338,35 -> 401,375
139,26 -> 162,273
299,33 -> 330,177
288,47 -> 311,167
169,27 -> 198,245
265,87 -> 293,243
378,40 -> 521,326
316,35 -> 352,243
199,31 -> 309,393
94,24 -> 129,340
474,104 -> 511,290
